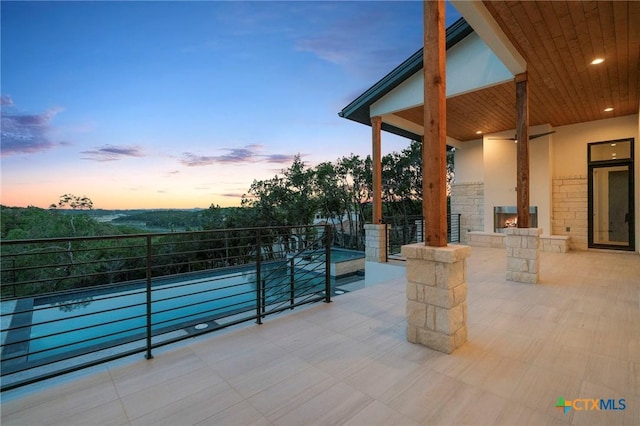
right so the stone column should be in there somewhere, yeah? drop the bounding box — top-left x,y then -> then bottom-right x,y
402,243 -> 470,354
365,224 -> 387,262
506,228 -> 542,283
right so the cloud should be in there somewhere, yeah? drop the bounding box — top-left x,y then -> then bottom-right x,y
81,144 -> 145,162
179,153 -> 217,167
221,193 -> 245,198
264,154 -> 296,163
1,101 -> 62,156
295,4 -> 424,80
180,144 -> 295,167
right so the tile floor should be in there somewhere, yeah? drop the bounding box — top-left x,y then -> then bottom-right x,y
1,246 -> 639,425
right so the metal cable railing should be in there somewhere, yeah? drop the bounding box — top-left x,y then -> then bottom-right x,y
383,214 -> 461,257
0,225 -> 333,391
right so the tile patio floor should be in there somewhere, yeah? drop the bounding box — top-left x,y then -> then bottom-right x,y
1,246 -> 639,425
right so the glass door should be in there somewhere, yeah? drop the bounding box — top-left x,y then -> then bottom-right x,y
588,139 -> 635,251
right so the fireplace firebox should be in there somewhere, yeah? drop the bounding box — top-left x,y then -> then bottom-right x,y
494,206 -> 537,233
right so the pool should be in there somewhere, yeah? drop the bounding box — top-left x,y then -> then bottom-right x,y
330,248 -> 365,262
295,248 -> 365,279
8,263 -> 328,365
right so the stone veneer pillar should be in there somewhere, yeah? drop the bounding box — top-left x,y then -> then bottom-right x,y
401,243 -> 470,354
505,228 -> 542,283
364,224 -> 387,262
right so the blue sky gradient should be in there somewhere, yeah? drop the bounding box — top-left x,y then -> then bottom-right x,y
1,1 -> 460,209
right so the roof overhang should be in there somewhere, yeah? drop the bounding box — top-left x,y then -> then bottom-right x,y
338,18 -> 473,141
450,0 -> 525,75
339,1 -> 639,142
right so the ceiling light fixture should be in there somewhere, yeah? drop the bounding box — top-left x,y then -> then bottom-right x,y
611,143 -> 617,147
591,58 -> 605,65
476,130 -> 483,134
604,107 -> 614,112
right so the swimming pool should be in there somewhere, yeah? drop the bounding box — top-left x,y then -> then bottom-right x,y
295,248 -> 365,279
15,263 -> 328,364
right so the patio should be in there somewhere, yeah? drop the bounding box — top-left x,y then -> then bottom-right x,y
1,246 -> 638,425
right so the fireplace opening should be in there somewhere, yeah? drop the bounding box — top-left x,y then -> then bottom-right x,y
494,206 -> 537,233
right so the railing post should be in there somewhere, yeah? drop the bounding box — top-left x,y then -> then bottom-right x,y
324,225 -> 332,303
261,278 -> 266,317
255,230 -> 262,324
145,235 -> 153,360
290,257 -> 295,309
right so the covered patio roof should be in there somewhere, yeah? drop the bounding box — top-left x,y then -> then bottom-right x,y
339,1 -> 639,142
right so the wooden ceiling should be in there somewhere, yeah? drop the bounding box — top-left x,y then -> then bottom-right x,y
395,1 -> 639,142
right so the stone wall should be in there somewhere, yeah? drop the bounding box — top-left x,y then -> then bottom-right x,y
467,231 -> 505,248
450,182 -> 484,243
552,176 -> 588,250
364,224 -> 387,262
402,244 -> 470,354
506,228 -> 542,283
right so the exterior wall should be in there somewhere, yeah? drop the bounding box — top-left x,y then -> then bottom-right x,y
454,116 -> 639,252
552,176 -> 588,250
482,138 -> 517,233
450,182 -> 484,243
453,139 -> 483,182
371,33 -> 511,118
482,125 -> 553,235
552,115 -> 638,176
553,115 -> 639,253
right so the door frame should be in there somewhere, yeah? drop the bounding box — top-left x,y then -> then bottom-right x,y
587,138 -> 635,251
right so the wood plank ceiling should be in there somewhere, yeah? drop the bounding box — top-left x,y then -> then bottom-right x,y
394,1 -> 639,142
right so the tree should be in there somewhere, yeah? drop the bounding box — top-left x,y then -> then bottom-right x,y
242,155 -> 318,227
51,194 -> 94,211
49,194 -> 95,235
334,154 -> 372,249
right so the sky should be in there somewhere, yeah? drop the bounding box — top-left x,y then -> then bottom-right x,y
1,1 -> 461,210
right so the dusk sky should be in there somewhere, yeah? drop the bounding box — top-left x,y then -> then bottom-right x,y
1,1 -> 460,210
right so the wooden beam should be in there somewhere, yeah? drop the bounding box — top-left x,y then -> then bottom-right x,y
515,72 -> 530,228
371,116 -> 383,224
423,0 -> 447,247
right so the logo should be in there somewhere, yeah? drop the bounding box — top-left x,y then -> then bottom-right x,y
555,397 -> 572,414
555,397 -> 626,414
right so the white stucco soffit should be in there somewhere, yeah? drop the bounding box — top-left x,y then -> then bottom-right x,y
370,32 -> 512,118
450,0 -> 526,76
381,113 -> 425,136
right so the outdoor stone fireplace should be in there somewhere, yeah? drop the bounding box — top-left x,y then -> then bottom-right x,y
494,206 -> 537,233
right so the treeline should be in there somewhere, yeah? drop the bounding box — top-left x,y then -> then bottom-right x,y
0,206 -> 142,240
240,139 -> 447,225
2,139 -> 452,245
1,141 -> 453,298
111,210 -> 206,231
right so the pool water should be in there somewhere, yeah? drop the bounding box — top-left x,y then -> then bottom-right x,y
330,249 -> 365,262
27,265 -> 326,361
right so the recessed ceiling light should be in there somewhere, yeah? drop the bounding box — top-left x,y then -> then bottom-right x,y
591,58 -> 605,65
611,143 -> 617,147
476,130 -> 483,134
604,107 -> 614,112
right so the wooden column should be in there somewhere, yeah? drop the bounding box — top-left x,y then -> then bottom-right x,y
515,72 -> 530,228
422,0 -> 447,247
371,116 -> 383,224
